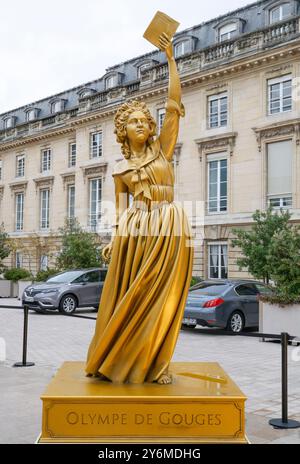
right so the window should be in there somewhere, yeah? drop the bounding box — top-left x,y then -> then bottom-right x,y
0,160 -> 2,180
15,252 -> 23,269
255,283 -> 274,296
73,270 -> 101,284
51,100 -> 65,114
90,132 -> 102,158
235,284 -> 258,296
208,244 -> 228,279
4,117 -> 15,129
208,93 -> 228,128
208,156 -> 228,213
270,3 -> 291,23
40,255 -> 48,271
16,155 -> 25,178
157,108 -> 166,134
174,41 -> 189,58
138,63 -> 152,78
15,193 -> 24,231
40,189 -> 50,230
26,109 -> 37,122
219,23 -> 237,42
268,75 -> 292,115
67,185 -> 75,219
89,178 -> 102,231
106,75 -> 118,90
41,149 -> 51,172
68,142 -> 76,167
267,140 -> 293,209
79,89 -> 92,98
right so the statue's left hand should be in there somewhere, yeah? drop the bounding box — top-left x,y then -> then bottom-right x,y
158,32 -> 173,60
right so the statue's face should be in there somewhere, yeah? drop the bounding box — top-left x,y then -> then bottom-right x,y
126,110 -> 151,145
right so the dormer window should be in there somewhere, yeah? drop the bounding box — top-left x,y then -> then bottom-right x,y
214,17 -> 245,43
134,58 -> 159,79
138,62 -> 152,78
78,88 -> 95,99
219,23 -> 238,42
25,108 -> 39,122
174,41 -> 189,58
270,3 -> 291,23
50,99 -> 66,114
4,116 -> 16,129
106,75 -> 118,90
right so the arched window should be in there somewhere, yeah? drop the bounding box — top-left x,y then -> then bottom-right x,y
78,88 -> 95,99
106,75 -> 118,90
4,116 -> 16,129
270,3 -> 291,23
51,99 -> 66,114
219,23 -> 238,42
137,62 -> 152,78
25,108 -> 39,122
174,41 -> 189,58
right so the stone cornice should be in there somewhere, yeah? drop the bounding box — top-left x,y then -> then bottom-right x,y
9,180 -> 28,190
81,162 -> 108,180
195,132 -> 238,160
0,126 -> 75,152
33,175 -> 55,192
253,118 -> 300,151
0,39 -> 299,152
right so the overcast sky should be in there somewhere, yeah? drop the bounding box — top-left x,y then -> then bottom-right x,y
0,0 -> 254,113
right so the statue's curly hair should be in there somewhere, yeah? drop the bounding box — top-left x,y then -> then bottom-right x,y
114,100 -> 157,159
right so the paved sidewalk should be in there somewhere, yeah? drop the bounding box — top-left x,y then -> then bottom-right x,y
0,300 -> 299,444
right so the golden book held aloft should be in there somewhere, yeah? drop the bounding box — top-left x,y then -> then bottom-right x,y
143,11 -> 180,49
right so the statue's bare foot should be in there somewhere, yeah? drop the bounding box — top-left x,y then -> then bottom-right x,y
157,373 -> 173,385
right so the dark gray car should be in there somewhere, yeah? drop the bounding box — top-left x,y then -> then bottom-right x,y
22,268 -> 107,314
182,280 -> 274,333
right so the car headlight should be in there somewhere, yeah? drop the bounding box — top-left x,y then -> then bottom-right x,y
39,288 -> 59,294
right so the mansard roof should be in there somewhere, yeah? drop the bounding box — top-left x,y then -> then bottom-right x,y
1,0 -> 299,130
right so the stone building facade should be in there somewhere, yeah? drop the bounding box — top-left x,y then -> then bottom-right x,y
0,0 -> 300,278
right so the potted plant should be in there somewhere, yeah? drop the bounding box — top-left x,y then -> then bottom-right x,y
0,224 -> 11,297
3,268 -> 33,298
259,227 -> 300,339
233,208 -> 300,339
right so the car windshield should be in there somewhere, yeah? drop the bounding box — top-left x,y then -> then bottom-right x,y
47,271 -> 85,284
191,282 -> 229,296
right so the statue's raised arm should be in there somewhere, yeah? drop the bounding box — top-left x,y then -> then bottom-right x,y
158,32 -> 185,161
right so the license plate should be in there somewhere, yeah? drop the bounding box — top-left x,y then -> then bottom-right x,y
182,318 -> 197,325
25,297 -> 34,302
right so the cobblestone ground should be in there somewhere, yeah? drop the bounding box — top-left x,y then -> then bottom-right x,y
0,302 -> 299,444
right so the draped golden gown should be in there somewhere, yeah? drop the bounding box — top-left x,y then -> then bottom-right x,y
86,99 -> 194,383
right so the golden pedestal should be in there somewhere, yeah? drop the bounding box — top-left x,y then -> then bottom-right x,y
39,362 -> 247,444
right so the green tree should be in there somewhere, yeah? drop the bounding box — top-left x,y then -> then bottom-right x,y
267,226 -> 300,301
55,218 -> 104,270
0,223 -> 11,273
232,208 -> 292,284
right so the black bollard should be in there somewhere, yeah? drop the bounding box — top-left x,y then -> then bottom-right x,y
13,305 -> 35,368
269,332 -> 300,429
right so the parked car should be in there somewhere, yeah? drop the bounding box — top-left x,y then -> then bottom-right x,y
182,279 -> 274,333
22,268 -> 107,314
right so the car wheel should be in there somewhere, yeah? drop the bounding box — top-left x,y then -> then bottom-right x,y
227,311 -> 245,333
182,323 -> 197,329
59,294 -> 78,315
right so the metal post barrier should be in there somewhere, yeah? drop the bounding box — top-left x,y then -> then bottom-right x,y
13,305 -> 35,368
268,332 -> 300,429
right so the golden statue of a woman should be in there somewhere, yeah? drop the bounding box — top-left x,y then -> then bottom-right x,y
86,32 -> 194,384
